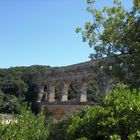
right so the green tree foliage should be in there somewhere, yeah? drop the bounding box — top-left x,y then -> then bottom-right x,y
87,80 -> 101,102
76,0 -> 140,88
68,84 -> 77,101
0,106 -> 49,140
47,116 -> 72,140
0,65 -> 52,114
55,82 -> 61,101
66,84 -> 140,140
0,93 -> 21,114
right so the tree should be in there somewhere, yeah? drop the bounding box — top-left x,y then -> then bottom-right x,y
76,0 -> 140,89
0,106 -> 49,140
0,65 -> 52,114
87,80 -> 101,102
66,84 -> 140,140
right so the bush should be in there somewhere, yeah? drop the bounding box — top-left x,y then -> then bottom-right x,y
66,84 -> 140,140
47,115 -> 72,140
76,137 -> 89,140
0,106 -> 49,140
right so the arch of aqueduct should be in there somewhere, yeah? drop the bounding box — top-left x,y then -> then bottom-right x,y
37,59 -> 113,104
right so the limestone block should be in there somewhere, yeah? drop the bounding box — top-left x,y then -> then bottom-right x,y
80,94 -> 87,102
49,93 -> 55,102
61,95 -> 68,102
37,93 -> 43,102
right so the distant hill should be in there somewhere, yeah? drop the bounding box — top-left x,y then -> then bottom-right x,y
0,65 -> 54,114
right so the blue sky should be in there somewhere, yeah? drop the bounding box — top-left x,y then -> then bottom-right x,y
0,0 -> 133,68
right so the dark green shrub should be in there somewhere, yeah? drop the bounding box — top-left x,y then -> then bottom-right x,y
47,115 -> 72,140
0,107 -> 49,140
66,84 -> 140,140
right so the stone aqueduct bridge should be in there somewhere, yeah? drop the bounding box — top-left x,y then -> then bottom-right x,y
37,59 -> 113,105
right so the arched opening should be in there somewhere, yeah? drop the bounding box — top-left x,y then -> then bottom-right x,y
55,82 -> 61,101
41,85 -> 48,101
87,80 -> 101,102
67,83 -> 77,101
44,85 -> 48,92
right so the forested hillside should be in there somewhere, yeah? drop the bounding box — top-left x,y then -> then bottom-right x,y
0,65 -> 52,114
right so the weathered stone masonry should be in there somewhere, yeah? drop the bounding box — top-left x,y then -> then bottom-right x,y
36,59 -> 113,104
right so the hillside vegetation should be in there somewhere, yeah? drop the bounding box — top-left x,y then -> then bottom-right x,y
0,65 -> 52,114
0,0 -> 139,139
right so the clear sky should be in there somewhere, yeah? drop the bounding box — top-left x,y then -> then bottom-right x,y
0,0 -> 133,68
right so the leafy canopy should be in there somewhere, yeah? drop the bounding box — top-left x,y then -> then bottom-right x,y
0,106 -> 49,140
76,0 -> 139,59
76,0 -> 140,88
66,84 -> 140,140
